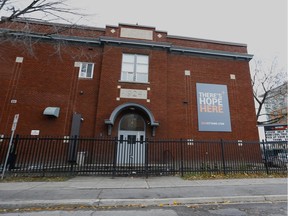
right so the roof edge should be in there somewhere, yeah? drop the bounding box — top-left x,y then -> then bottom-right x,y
170,46 -> 253,60
0,16 -> 106,32
167,34 -> 247,47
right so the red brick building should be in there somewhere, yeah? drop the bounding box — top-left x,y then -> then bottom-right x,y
0,18 -> 259,141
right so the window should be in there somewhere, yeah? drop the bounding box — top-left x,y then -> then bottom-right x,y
121,54 -> 149,83
79,62 -> 94,78
120,114 -> 145,131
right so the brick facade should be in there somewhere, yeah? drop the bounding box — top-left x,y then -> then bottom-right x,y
0,19 -> 259,140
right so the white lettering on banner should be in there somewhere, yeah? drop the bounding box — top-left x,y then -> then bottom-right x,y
196,83 -> 231,132
198,91 -> 224,113
120,89 -> 148,99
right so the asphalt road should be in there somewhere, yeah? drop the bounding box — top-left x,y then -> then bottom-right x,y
0,177 -> 287,210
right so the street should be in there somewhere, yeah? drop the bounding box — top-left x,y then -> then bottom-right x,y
1,201 -> 287,216
0,177 -> 286,215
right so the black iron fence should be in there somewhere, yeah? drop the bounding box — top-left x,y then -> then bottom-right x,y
0,135 -> 287,177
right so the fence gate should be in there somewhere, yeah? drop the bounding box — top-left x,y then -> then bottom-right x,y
117,131 -> 145,165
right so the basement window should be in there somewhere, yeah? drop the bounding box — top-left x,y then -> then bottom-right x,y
79,62 -> 94,78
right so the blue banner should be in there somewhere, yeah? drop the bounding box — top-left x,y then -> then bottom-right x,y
196,83 -> 231,132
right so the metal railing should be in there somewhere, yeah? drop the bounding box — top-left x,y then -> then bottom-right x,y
0,135 -> 287,177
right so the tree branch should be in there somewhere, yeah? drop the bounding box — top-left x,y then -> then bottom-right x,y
0,0 -> 82,24
250,58 -> 287,125
0,0 -> 8,11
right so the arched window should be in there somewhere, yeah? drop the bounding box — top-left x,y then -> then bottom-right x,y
120,114 -> 145,131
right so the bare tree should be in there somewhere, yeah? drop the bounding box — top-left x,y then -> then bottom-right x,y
251,58 -> 287,125
0,0 -> 80,24
0,0 -> 89,58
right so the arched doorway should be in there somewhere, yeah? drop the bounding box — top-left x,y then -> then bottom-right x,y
117,114 -> 146,165
105,103 -> 159,137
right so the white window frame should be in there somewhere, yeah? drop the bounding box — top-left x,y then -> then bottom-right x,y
78,62 -> 94,79
120,54 -> 149,83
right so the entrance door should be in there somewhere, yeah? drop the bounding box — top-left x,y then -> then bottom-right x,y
117,114 -> 145,165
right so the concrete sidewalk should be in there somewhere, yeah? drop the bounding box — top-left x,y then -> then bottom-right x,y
0,177 -> 287,208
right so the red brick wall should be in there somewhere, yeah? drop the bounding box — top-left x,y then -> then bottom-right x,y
0,40 -> 103,136
0,21 -> 258,141
166,54 -> 258,140
95,45 -> 170,137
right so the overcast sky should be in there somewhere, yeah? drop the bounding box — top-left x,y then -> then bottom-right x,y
66,0 -> 287,72
2,0 -> 286,72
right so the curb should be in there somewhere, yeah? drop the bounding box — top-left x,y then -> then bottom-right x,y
0,195 -> 286,209
99,195 -> 287,206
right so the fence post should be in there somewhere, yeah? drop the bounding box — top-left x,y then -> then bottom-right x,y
262,139 -> 269,175
112,137 -> 118,179
1,132 -> 18,179
69,135 -> 78,174
145,138 -> 149,179
8,134 -> 19,171
180,139 -> 184,177
220,139 -> 227,175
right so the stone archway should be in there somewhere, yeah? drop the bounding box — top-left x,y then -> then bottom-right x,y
105,102 -> 159,136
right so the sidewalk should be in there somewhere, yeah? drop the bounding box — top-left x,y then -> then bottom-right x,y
0,176 -> 287,209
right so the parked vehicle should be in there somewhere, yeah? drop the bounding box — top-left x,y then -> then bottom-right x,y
264,149 -> 288,168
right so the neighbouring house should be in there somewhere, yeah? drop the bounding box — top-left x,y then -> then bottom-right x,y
263,82 -> 287,125
261,82 -> 288,142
